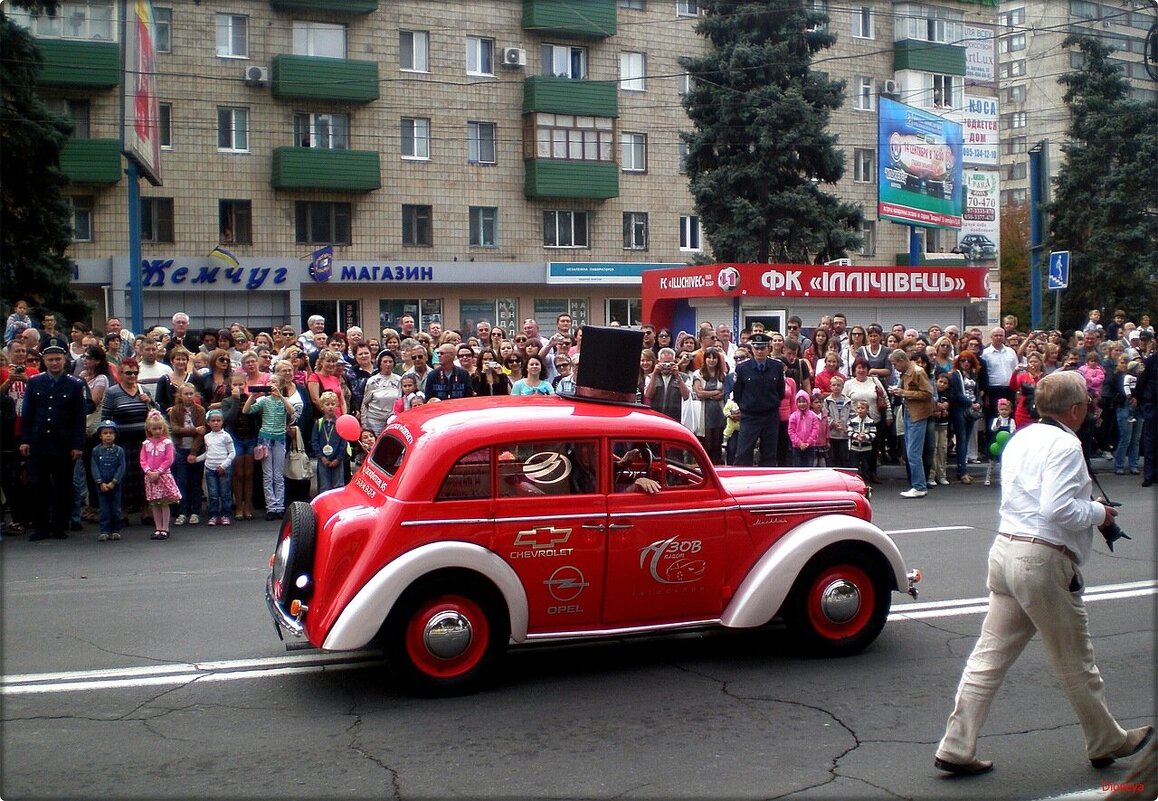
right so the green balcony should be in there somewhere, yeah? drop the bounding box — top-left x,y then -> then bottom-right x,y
35,39 -> 119,88
523,76 -> 618,118
270,0 -> 377,12
522,0 -> 616,38
271,147 -> 380,192
893,39 -> 966,76
271,54 -> 379,103
524,160 -> 618,200
59,138 -> 122,184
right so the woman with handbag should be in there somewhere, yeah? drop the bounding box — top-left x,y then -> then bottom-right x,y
948,352 -> 983,483
842,357 -> 887,483
691,347 -> 727,464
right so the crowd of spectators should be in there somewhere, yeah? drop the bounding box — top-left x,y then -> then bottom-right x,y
2,302 -> 1154,537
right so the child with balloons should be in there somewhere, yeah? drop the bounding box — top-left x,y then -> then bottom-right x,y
985,398 -> 1017,486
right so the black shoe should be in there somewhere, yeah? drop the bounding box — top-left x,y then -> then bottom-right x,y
1090,725 -> 1153,768
29,532 -> 50,541
934,757 -> 994,776
52,531 -> 69,539
1143,479 -> 1153,487
69,520 -> 84,531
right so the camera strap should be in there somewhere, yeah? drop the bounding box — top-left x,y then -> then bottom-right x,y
1042,415 -> 1117,505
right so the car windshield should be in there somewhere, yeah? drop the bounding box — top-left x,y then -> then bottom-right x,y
370,433 -> 406,477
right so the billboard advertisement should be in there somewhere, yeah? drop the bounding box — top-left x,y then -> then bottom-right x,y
123,0 -> 163,185
878,97 -> 963,229
959,169 -> 1000,264
963,24 -> 997,85
962,96 -> 999,167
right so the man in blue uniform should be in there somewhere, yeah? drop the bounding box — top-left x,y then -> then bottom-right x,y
19,344 -> 87,540
731,332 -> 785,467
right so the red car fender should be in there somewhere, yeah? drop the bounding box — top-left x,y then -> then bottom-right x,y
321,541 -> 529,651
719,515 -> 908,629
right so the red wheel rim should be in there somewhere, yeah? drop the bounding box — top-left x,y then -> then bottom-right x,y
404,595 -> 490,679
805,564 -> 875,641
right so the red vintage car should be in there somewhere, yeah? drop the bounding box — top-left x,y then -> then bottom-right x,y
267,395 -> 919,694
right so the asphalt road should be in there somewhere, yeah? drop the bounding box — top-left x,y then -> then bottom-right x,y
2,468 -> 1154,801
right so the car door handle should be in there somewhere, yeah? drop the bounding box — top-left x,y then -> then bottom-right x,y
607,522 -> 633,530
581,523 -> 606,531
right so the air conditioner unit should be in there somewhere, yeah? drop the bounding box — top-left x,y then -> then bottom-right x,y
243,65 -> 270,87
501,47 -> 526,68
880,78 -> 899,98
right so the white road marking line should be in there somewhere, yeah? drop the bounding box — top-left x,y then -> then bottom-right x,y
884,525 -> 977,535
5,581 -> 1154,696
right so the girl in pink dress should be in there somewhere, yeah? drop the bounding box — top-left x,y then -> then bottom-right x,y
141,410 -> 182,540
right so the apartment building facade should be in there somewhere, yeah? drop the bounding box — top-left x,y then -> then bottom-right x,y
13,0 -> 1004,334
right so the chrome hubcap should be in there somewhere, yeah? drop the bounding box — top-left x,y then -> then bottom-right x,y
820,579 -> 861,624
423,611 -> 473,659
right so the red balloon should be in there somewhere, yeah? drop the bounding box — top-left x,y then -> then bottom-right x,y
335,413 -> 361,442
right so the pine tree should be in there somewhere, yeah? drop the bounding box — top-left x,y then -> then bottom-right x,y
0,4 -> 92,325
680,0 -> 863,264
1046,35 -> 1158,329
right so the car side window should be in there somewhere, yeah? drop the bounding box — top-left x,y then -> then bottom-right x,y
497,440 -> 598,497
436,447 -> 491,501
611,440 -> 704,491
662,443 -> 705,489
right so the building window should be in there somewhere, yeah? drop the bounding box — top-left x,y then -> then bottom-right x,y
159,102 -> 172,149
154,7 -> 172,53
467,36 -> 495,76
854,76 -> 874,111
927,73 -> 959,108
678,138 -> 689,174
402,204 -> 433,246
1005,84 -> 1026,104
607,298 -> 643,326
293,21 -> 346,58
22,0 -> 114,41
469,206 -> 498,247
1000,59 -> 1027,79
1006,135 -> 1027,155
620,0 -> 645,9
140,197 -> 175,243
621,132 -> 647,173
543,211 -> 590,248
806,0 -> 829,31
215,14 -> 248,58
541,44 -> 587,79
400,30 -> 429,72
896,4 -> 962,44
1001,188 -> 1027,206
1000,7 -> 1025,27
1069,1 -> 1098,20
70,196 -> 93,242
677,71 -> 693,95
620,51 -> 646,91
1002,111 -> 1027,129
623,212 -> 648,250
1007,161 -> 1027,181
532,113 -> 614,163
851,6 -> 873,38
677,1 -> 700,17
294,112 -> 349,149
401,118 -> 431,160
999,33 -> 1026,54
44,98 -> 90,138
219,200 -> 252,245
216,107 -> 249,152
859,220 -> 876,256
853,148 -> 874,183
468,121 -> 496,164
295,201 -> 351,245
679,215 -> 700,251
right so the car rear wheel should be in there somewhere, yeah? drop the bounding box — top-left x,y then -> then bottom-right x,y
384,575 -> 509,696
271,501 -> 315,609
787,547 -> 891,657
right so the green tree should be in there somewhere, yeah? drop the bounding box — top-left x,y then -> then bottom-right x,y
1046,35 -> 1158,329
999,202 -> 1029,327
0,3 -> 92,325
680,0 -> 862,264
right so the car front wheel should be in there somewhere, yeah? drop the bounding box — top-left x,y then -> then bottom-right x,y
787,548 -> 891,657
384,575 -> 509,696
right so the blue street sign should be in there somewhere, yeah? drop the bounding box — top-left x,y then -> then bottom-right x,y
1047,250 -> 1070,290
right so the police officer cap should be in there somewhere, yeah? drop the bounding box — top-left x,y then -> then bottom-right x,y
748,332 -> 772,347
41,344 -> 67,356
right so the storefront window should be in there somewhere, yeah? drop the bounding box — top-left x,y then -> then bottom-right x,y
377,298 -> 444,336
460,299 -> 517,339
607,298 -> 642,327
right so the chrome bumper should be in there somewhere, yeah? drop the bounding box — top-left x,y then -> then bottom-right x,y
265,574 -> 305,640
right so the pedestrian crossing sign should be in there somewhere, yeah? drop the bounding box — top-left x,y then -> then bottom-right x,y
1047,251 -> 1070,290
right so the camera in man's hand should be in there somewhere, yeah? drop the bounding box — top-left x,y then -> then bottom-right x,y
1099,501 -> 1131,552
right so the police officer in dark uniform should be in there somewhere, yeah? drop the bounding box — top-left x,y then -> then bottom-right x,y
732,332 -> 786,467
19,344 -> 87,540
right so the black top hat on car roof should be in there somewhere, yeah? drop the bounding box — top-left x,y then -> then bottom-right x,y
561,325 -> 645,406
